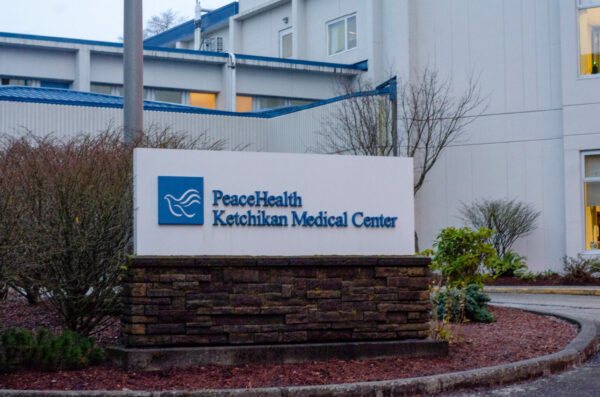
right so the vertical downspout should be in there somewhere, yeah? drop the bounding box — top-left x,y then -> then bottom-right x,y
228,53 -> 237,111
194,0 -> 202,50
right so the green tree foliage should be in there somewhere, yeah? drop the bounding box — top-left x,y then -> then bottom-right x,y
425,227 -> 498,289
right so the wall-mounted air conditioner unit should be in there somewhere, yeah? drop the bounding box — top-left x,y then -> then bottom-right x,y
202,37 -> 224,52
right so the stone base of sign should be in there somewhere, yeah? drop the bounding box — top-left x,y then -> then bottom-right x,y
107,339 -> 448,371
116,255 -> 444,369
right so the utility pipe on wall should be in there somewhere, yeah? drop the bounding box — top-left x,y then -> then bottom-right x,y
194,0 -> 202,50
228,53 -> 236,111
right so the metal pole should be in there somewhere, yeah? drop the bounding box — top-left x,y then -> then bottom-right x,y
390,77 -> 398,157
123,0 -> 143,144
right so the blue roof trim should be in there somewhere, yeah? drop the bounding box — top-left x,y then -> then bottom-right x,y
201,2 -> 238,32
143,20 -> 195,47
0,85 -> 392,119
0,31 -> 123,48
234,54 -> 368,70
143,2 -> 238,47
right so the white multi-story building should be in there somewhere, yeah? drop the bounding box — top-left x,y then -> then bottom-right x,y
1,0 -> 600,271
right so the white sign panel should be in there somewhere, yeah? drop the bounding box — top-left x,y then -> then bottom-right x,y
134,148 -> 415,256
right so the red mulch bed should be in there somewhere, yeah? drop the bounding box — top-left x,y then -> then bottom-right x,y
0,295 -> 578,391
489,275 -> 600,286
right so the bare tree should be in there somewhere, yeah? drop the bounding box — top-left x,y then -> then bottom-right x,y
459,198 -> 540,258
321,69 -> 486,194
144,9 -> 186,38
320,77 -> 394,157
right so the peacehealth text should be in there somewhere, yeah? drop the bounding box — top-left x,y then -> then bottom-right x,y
211,190 -> 398,228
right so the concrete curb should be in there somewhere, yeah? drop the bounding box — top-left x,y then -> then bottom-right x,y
484,286 -> 600,296
1,312 -> 597,397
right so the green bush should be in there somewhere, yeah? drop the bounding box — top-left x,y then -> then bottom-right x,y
0,328 -> 103,372
424,227 -> 498,288
490,250 -> 528,277
435,284 -> 495,323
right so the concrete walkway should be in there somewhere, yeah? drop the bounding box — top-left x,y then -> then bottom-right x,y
487,291 -> 600,332
485,285 -> 600,296
448,287 -> 600,396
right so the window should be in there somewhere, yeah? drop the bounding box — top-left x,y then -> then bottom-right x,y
584,152 -> 600,250
327,14 -> 357,55
236,95 -> 313,111
255,96 -> 287,110
90,83 -> 122,96
289,99 -> 313,107
578,2 -> 600,75
153,88 -> 183,104
280,28 -> 293,58
1,78 -> 30,86
236,95 -> 253,112
189,92 -> 216,109
40,81 -> 70,89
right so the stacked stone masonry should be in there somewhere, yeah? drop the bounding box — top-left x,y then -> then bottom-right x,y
122,256 -> 432,347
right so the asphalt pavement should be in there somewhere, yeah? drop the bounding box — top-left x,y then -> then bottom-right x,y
446,290 -> 600,397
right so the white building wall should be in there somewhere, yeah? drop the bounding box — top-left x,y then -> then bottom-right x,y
411,0 -> 566,271
302,0 -> 367,65
239,3 -> 292,57
236,67 -> 339,99
239,0 -> 270,13
559,0 -> 600,258
0,46 -> 75,83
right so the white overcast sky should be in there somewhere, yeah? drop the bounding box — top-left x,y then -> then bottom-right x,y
0,0 -> 231,42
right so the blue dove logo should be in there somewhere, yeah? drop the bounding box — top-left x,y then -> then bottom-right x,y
164,189 -> 202,218
158,176 -> 204,225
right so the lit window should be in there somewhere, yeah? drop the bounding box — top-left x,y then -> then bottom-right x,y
584,152 -> 600,250
327,14 -> 357,56
236,95 -> 253,112
578,2 -> 600,75
280,28 -> 293,58
190,92 -> 216,109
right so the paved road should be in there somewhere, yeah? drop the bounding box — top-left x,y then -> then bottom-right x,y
487,292 -> 600,333
446,292 -> 600,397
